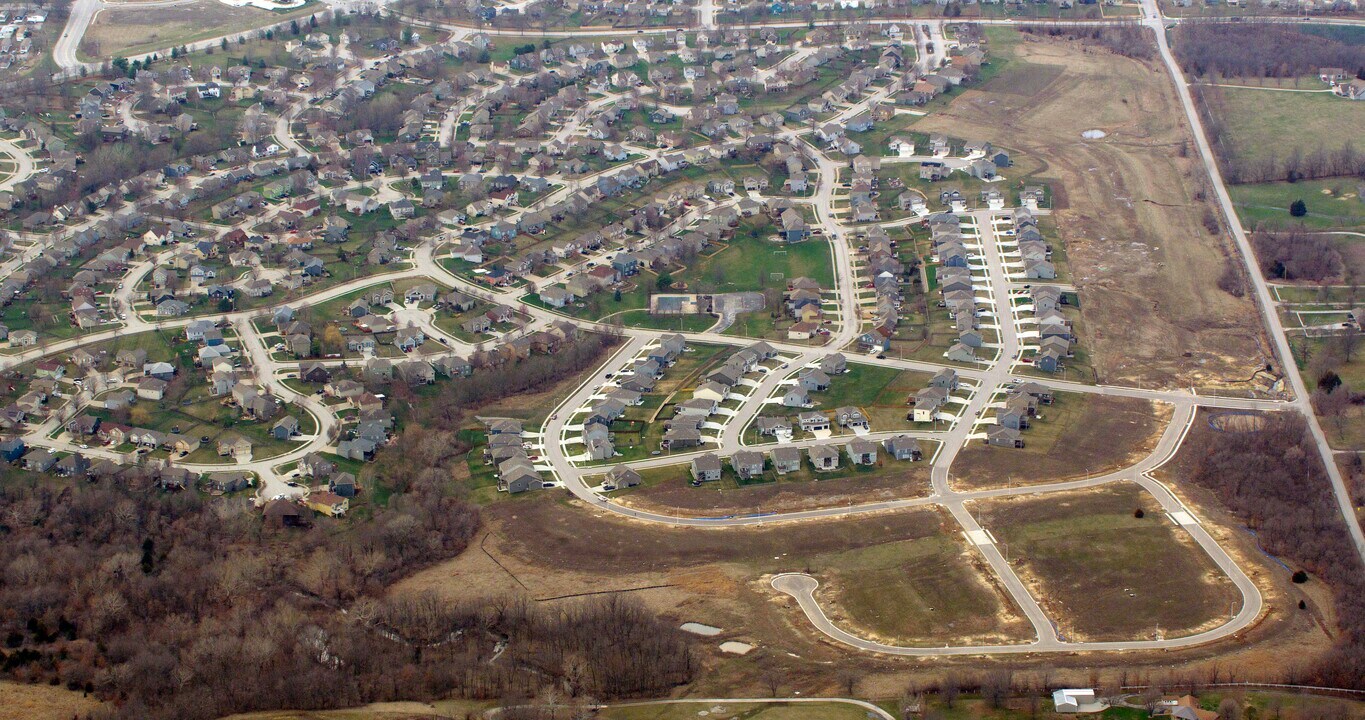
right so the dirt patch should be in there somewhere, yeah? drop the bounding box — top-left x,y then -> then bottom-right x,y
616,464 -> 932,517
950,394 -> 1167,490
916,33 -> 1270,389
481,494 -> 946,575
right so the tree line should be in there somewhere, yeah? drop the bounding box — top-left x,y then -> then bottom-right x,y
1018,24 -> 1154,61
1173,24 -> 1365,81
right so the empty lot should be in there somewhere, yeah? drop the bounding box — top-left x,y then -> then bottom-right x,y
977,483 -> 1240,641
811,534 -> 1033,646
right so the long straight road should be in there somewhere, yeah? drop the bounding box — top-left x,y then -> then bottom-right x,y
1135,0 -> 1365,563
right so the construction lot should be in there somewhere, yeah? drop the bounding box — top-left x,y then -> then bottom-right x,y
914,30 -> 1270,391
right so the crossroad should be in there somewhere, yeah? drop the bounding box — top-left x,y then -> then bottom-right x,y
19,0 -> 1364,658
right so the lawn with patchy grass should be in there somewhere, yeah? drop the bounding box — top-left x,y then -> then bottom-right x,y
978,483 -> 1240,641
812,533 -> 1033,646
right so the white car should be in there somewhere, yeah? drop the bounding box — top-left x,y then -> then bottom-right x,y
79,444 -> 89,449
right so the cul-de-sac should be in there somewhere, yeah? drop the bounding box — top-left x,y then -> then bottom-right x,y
0,0 -> 1363,718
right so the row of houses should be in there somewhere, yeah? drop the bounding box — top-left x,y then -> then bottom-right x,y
986,382 -> 1055,449
688,433 -> 925,482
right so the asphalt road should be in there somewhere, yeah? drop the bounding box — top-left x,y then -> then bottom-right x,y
17,0 -> 1356,658
0,137 -> 37,194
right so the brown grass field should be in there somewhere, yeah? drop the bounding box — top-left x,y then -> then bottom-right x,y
976,483 -> 1241,642
812,533 -> 1034,646
0,681 -> 105,720
79,0 -> 313,59
915,31 -> 1271,390
950,394 -> 1166,490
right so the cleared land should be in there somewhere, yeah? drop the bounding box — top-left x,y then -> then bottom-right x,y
978,483 -> 1240,641
483,494 -> 945,576
812,534 -> 1034,646
949,393 -> 1166,490
79,0 -> 315,59
1205,86 -> 1365,171
914,30 -> 1269,389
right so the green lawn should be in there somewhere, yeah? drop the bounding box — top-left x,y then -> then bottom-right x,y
1229,178 -> 1365,231
691,227 -> 836,291
1211,86 -> 1365,169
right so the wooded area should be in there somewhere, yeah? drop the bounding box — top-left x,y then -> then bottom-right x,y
0,333 -> 698,720
1174,24 -> 1365,80
1250,227 -> 1345,282
1018,24 -> 1154,60
1181,413 -> 1365,689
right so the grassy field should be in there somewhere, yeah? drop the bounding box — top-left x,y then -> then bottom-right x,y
979,483 -> 1240,641
1229,178 -> 1365,231
949,393 -> 1163,490
1207,86 -> 1365,171
79,0 -> 318,59
691,229 -> 836,292
812,533 -> 1033,646
0,681 -> 106,720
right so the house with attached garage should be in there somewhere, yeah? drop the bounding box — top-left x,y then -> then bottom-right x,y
912,386 -> 949,422
782,386 -> 812,408
834,406 -> 869,431
770,446 -> 803,475
847,437 -> 879,465
808,444 -> 840,471
691,453 -> 723,482
988,425 -> 1024,448
731,450 -> 766,480
885,435 -> 923,461
756,416 -> 792,436
604,465 -> 642,490
798,411 -> 830,433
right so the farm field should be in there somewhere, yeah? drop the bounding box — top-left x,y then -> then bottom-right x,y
915,29 -> 1268,390
977,483 -> 1240,641
949,393 -> 1166,490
